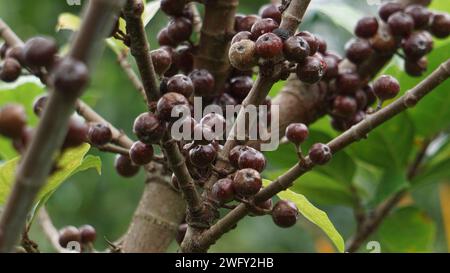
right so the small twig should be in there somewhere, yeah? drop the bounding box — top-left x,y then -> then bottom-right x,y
37,209 -> 67,253
123,0 -> 160,105
117,50 -> 147,101
97,143 -> 130,155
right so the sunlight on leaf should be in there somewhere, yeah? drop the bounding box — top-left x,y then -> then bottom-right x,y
0,144 -> 101,205
263,179 -> 345,253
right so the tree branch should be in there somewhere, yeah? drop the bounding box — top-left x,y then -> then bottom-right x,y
0,0 -> 125,252
123,0 -> 160,104
181,0 -> 313,253
194,0 -> 238,98
194,58 -> 450,251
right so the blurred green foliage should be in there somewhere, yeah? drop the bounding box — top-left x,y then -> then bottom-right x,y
0,0 -> 449,253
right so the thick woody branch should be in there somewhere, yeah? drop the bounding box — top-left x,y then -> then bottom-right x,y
279,0 -> 311,36
123,0 -> 160,104
195,58 -> 450,251
181,0 -> 313,253
0,0 -> 125,252
194,0 -> 238,98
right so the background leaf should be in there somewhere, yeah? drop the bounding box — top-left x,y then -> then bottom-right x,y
263,180 -> 345,252
377,206 -> 436,252
349,113 -> 414,170
0,144 -> 101,204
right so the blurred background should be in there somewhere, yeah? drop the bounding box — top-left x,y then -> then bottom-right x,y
0,0 -> 449,253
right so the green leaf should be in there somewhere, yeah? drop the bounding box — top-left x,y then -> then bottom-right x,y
263,179 -> 345,253
311,3 -> 363,34
0,144 -> 101,204
55,13 -> 81,32
412,157 -> 450,187
377,206 -> 436,252
372,169 -> 409,205
56,1 -> 160,56
349,112 -> 414,170
292,172 -> 355,206
143,0 -> 161,26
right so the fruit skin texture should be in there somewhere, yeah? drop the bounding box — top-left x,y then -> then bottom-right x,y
211,178 -> 235,204
1,58 -> 21,82
296,31 -> 319,56
345,39 -> 374,64
229,145 -> 250,168
161,0 -> 185,16
404,5 -> 432,29
296,56 -> 326,84
151,48 -> 172,75
355,16 -> 379,38
259,4 -> 282,24
251,18 -> 279,40
430,13 -> 450,39
285,123 -> 309,145
115,154 -> 140,177
0,104 -> 27,139
58,226 -> 81,248
405,57 -> 427,77
379,2 -> 403,22
373,75 -> 400,101
188,69 -> 215,97
336,72 -> 361,95
79,225 -> 96,244
283,36 -> 310,63
255,33 -> 283,59
387,12 -> 414,37
130,141 -> 154,165
238,148 -> 266,172
229,39 -> 258,71
88,123 -> 112,146
157,92 -> 190,122
309,143 -> 332,165
33,95 -> 48,116
167,17 -> 193,44
189,144 -> 217,168
133,112 -> 166,144
23,36 -> 58,67
370,25 -> 398,55
167,74 -> 194,98
231,31 -> 253,45
232,168 -> 262,197
53,57 -> 89,97
272,200 -> 299,228
235,15 -> 259,32
402,31 -> 433,61
229,76 -> 253,100
63,118 -> 88,149
332,96 -> 358,119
